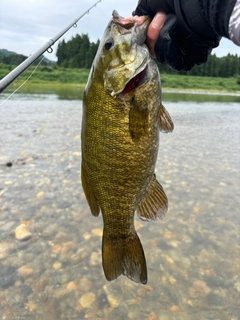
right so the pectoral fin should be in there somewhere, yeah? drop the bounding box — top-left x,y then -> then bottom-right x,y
158,104 -> 174,133
81,164 -> 100,216
137,174 -> 168,221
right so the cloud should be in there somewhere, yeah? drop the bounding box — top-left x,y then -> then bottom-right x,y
0,0 -> 239,62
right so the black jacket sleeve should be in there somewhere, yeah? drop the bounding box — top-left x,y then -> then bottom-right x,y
181,0 -> 237,39
198,0 -> 237,38
133,0 -> 236,71
134,0 -> 237,39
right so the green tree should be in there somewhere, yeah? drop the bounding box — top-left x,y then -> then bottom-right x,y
54,33 -> 239,78
56,39 -> 68,67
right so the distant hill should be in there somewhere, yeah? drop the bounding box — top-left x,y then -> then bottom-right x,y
0,49 -> 16,56
0,49 -> 55,65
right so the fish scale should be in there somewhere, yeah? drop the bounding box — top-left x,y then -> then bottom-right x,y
81,11 -> 174,284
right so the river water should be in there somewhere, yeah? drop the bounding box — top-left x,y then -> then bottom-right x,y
0,89 -> 239,320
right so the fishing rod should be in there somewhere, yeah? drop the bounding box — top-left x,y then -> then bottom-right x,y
0,0 -> 101,94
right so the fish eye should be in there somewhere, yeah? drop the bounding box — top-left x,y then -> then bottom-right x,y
104,38 -> 114,50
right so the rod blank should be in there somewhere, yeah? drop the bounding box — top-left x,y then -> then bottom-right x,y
0,0 -> 101,93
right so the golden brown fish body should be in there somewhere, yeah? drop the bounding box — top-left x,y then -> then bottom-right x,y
81,11 -> 173,284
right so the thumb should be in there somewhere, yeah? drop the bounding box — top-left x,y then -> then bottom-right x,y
146,12 -> 167,57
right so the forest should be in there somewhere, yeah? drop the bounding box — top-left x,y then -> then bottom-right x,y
56,34 -> 99,69
1,33 -> 239,78
55,34 -> 240,78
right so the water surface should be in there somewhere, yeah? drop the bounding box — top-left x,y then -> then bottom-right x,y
0,91 -> 239,320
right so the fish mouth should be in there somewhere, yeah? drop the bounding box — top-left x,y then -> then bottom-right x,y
121,66 -> 147,95
112,10 -> 150,31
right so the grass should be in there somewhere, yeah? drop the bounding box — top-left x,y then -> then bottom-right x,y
1,64 -> 240,93
160,73 -> 240,93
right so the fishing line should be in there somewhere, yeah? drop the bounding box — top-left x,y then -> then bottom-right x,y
0,57 -> 45,107
0,0 -> 102,94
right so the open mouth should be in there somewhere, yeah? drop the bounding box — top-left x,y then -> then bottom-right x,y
121,67 -> 147,95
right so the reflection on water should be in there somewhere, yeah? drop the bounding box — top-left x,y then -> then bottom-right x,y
3,85 -> 85,101
3,84 -> 240,102
0,91 -> 239,320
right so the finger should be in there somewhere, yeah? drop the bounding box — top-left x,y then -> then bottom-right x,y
146,12 -> 167,57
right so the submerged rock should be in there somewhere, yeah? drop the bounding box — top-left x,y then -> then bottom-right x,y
79,292 -> 96,308
0,266 -> 18,289
18,265 -> 33,279
14,224 -> 32,241
189,279 -> 211,298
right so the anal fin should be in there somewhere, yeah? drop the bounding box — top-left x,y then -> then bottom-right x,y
137,174 -> 168,221
81,163 -> 100,216
158,104 -> 174,133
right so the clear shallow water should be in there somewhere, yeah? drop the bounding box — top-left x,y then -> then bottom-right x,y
2,85 -> 240,102
0,92 -> 239,320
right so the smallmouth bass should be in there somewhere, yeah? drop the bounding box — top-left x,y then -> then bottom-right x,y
81,11 -> 174,284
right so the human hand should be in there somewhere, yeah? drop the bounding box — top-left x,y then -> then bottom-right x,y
145,12 -> 167,57
133,0 -> 221,71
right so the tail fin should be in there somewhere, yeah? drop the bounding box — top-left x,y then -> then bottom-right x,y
102,232 -> 147,284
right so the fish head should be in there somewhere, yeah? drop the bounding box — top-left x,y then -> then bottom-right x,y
97,11 -> 151,96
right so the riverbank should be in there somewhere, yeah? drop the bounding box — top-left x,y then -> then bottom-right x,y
1,65 -> 240,94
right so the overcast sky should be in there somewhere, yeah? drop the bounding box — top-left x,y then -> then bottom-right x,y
0,0 -> 239,62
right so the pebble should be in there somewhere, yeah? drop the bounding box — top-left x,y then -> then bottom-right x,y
189,279 -> 211,298
135,221 -> 143,230
234,281 -> 240,293
89,251 -> 101,266
43,223 -> 59,238
148,311 -> 157,320
0,98 -> 239,319
32,276 -> 49,292
91,228 -> 102,237
53,261 -> 62,270
168,276 -> 177,284
18,266 -> 33,279
73,152 -> 81,156
187,300 -> 194,306
24,302 -> 37,311
169,240 -> 179,248
83,232 -> 91,240
170,305 -> 179,312
36,191 -> 45,199
60,273 -> 71,285
14,224 -> 32,241
0,266 -> 18,289
4,181 -> 13,185
107,294 -> 119,308
52,245 -> 62,254
0,242 -> 11,260
128,311 -> 137,319
67,281 -> 77,291
165,255 -> 174,264
59,241 -> 74,254
163,230 -> 174,239
79,292 -> 96,308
